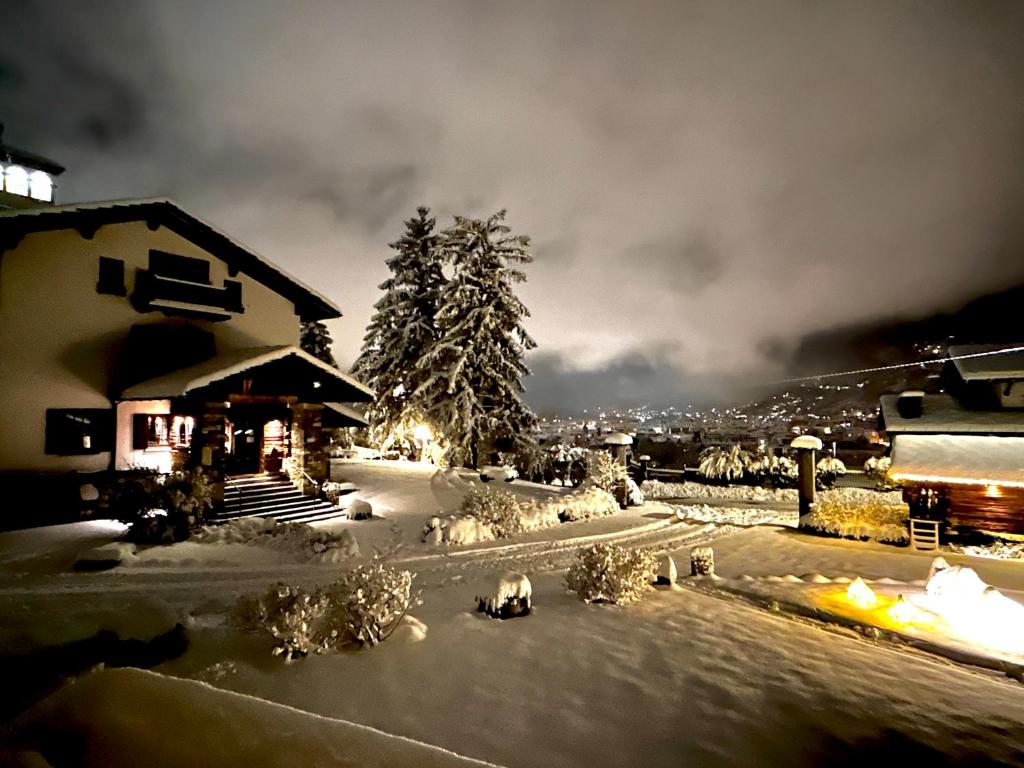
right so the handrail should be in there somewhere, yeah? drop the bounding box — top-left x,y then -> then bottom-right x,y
300,469 -> 319,495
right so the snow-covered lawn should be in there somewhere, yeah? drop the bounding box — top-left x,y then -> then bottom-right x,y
5,461 -> 1024,766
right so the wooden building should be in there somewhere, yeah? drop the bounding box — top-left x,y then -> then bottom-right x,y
879,345 -> 1024,536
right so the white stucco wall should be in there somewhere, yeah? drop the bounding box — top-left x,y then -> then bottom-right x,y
0,220 -> 305,472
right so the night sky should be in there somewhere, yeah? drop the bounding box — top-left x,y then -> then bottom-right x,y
5,1 -> 1024,412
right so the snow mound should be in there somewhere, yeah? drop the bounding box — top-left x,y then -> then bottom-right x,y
430,468 -> 474,513
674,504 -> 794,527
544,486 -> 618,523
12,668 -> 495,768
193,518 -> 359,563
75,542 -> 137,568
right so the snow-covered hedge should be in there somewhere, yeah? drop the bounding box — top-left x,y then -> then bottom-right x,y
549,486 -> 620,522
237,563 -> 419,659
106,468 -> 215,544
801,496 -> 910,544
642,480 -> 796,502
460,488 -> 524,538
429,484 -> 621,546
194,518 -> 358,563
565,543 -> 658,605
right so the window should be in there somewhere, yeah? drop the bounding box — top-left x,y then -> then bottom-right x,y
132,414 -> 194,450
97,257 -> 127,296
29,171 -> 52,202
4,165 -> 28,196
149,250 -> 210,284
45,409 -> 113,455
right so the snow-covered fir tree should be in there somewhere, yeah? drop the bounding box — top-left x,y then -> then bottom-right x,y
414,210 -> 537,467
300,321 -> 336,367
352,207 -> 446,450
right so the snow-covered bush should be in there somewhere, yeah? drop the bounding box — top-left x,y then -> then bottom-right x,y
697,445 -> 751,483
746,452 -> 798,489
460,487 -> 524,538
551,486 -> 620,522
585,450 -> 644,506
107,468 -> 214,544
236,582 -> 332,660
566,543 -> 658,605
237,563 -> 419,658
815,456 -> 847,489
476,572 -> 532,619
325,563 -> 420,648
864,456 -> 898,490
801,495 -> 910,544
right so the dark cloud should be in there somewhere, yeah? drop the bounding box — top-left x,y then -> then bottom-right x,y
4,1 -> 1024,409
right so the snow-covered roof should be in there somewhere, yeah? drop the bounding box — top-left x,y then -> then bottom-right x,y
603,432 -> 634,445
880,394 -> 1024,435
890,433 -> 1024,487
322,401 -> 369,427
791,435 -> 823,451
949,344 -> 1024,381
120,345 -> 373,401
0,198 -> 340,321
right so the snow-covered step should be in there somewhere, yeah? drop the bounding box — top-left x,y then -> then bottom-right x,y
213,473 -> 347,524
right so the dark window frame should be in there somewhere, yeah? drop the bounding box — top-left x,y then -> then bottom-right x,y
149,249 -> 211,285
45,408 -> 114,455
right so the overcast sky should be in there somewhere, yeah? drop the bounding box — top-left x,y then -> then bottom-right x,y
5,1 -> 1024,412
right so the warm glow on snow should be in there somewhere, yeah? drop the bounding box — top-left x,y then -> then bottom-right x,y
845,577 -> 877,609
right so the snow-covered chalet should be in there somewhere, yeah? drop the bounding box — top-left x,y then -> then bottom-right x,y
0,140 -> 371,526
879,345 -> 1024,535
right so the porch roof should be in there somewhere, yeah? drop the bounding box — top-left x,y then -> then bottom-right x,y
323,402 -> 369,428
890,433 -> 1024,487
119,345 -> 373,403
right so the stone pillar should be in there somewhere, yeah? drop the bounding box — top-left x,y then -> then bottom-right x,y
199,403 -> 228,515
290,404 -> 329,493
791,435 -> 822,526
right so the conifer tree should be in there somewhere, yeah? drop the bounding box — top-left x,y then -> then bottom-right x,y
415,210 -> 537,467
300,321 -> 337,367
353,207 -> 445,449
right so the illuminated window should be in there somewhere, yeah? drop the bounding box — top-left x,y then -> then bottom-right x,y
4,165 -> 28,196
29,171 -> 52,201
171,416 -> 195,447
147,415 -> 170,447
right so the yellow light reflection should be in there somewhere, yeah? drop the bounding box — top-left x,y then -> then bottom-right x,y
846,577 -> 878,609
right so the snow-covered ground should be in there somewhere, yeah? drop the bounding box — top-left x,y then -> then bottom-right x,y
4,461 -> 1024,766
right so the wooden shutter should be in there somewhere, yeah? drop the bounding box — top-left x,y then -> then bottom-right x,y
132,414 -> 149,450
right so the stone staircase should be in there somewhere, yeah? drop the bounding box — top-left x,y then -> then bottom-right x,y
213,473 -> 345,524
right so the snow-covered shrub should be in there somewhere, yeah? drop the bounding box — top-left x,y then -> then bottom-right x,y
347,498 -> 373,520
585,450 -> 644,506
565,543 -> 658,605
324,563 -> 420,648
746,452 -> 798,488
460,487 -> 524,538
801,494 -> 910,544
864,456 -> 898,490
815,456 -> 847,489
513,443 -> 552,484
689,546 -> 715,576
320,481 -> 355,506
236,582 -> 331,660
444,515 -> 496,545
107,468 -> 214,544
697,445 -> 751,483
238,563 -> 419,658
476,572 -> 532,619
551,486 -> 620,522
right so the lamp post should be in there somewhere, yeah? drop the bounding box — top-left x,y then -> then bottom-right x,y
791,435 -> 822,527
